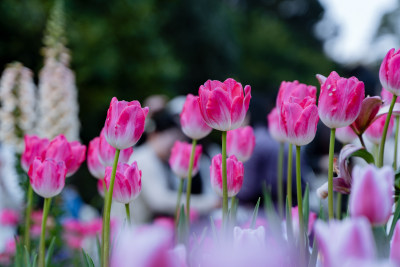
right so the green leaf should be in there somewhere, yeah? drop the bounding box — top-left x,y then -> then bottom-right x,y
229,197 -> 239,227
349,149 -> 375,164
24,246 -> 30,267
286,196 -> 293,243
45,236 -> 56,267
177,205 -> 188,244
389,201 -> 400,239
303,183 -> 310,236
250,197 -> 261,229
96,234 -> 101,264
262,185 -> 281,236
82,250 -> 95,267
308,235 -> 318,267
372,226 -> 390,257
318,202 -> 326,221
31,253 -> 38,267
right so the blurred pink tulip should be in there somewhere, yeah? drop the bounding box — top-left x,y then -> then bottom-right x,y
98,128 -> 133,167
379,48 -> 400,96
276,80 -> 316,110
169,141 -> 202,178
227,126 -> 255,162
97,179 -> 105,198
318,71 -> 365,128
381,87 -> 400,105
349,165 -> 393,225
267,107 -> 286,143
180,94 -> 212,140
104,97 -> 149,149
28,157 -> 67,198
45,134 -> 86,177
198,78 -> 251,131
335,126 -> 357,144
104,162 -> 142,204
365,114 -> 394,145
210,154 -> 244,197
279,96 -> 319,146
0,209 -> 19,226
87,137 -> 105,179
350,96 -> 382,136
390,221 -> 400,264
315,218 -> 376,267
233,226 -> 266,248
291,206 -> 317,236
21,135 -> 49,172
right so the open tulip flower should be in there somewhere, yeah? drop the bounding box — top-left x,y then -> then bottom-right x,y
87,137 -> 106,179
21,135 -> 49,172
365,114 -> 394,145
227,126 -> 255,162
276,80 -> 316,110
379,48 -> 400,96
180,94 -> 212,140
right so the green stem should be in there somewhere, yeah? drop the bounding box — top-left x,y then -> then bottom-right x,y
185,139 -> 197,227
125,203 -> 131,225
24,184 -> 33,251
277,142 -> 284,218
221,131 -> 228,227
373,144 -> 379,165
328,128 -> 336,220
38,198 -> 51,267
394,116 -> 399,170
175,179 -> 184,227
100,178 -> 107,265
286,144 -> 293,238
102,149 -> 120,267
295,146 -> 305,263
378,95 -> 398,167
336,192 -> 342,220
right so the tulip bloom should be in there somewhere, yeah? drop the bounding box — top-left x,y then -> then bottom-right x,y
45,134 -> 86,177
379,48 -> 400,96
276,80 -> 316,109
391,221 -> 400,264
0,209 -> 19,226
28,157 -> 67,198
279,96 -> 319,146
180,94 -> 212,140
87,137 -> 105,179
210,154 -> 244,197
104,97 -> 149,150
335,126 -> 357,144
267,107 -> 285,143
98,128 -> 133,167
349,165 -> 394,225
227,126 -> 255,162
381,87 -> 400,105
198,78 -> 251,131
365,114 -> 394,145
169,141 -> 202,178
233,226 -> 266,248
21,135 -> 49,172
318,71 -> 365,129
104,162 -> 142,204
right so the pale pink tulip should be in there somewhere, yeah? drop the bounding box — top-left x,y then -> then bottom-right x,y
0,209 -> 19,226
233,226 -> 266,248
276,80 -> 316,110
28,157 -> 67,198
267,107 -> 285,143
350,165 -> 393,225
104,97 -> 149,149
98,128 -> 133,167
318,71 -> 365,128
104,162 -> 142,204
335,126 -> 357,144
198,78 -> 251,131
379,48 -> 400,96
381,87 -> 400,105
21,135 -> 49,172
180,94 -> 212,140
390,221 -> 400,264
365,114 -> 394,145
210,154 -> 244,197
169,141 -> 202,178
97,179 -> 105,198
227,126 -> 255,162
87,137 -> 105,179
350,96 -> 382,136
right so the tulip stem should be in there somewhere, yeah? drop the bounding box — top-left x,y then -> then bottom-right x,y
336,192 -> 342,220
394,116 -> 399,170
175,179 -> 184,227
38,197 -> 51,267
378,95 -> 397,167
185,139 -> 197,227
286,144 -> 293,238
125,203 -> 131,225
295,146 -> 305,263
328,128 -> 336,220
100,178 -> 107,264
24,184 -> 33,251
102,149 -> 120,267
277,142 -> 284,218
221,131 -> 228,228
357,134 -> 366,148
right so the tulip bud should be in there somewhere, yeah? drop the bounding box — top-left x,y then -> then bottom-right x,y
267,107 -> 285,143
227,126 -> 255,162
210,154 -> 244,197
21,135 -> 49,172
180,94 -> 212,140
169,141 -> 202,178
379,48 -> 400,96
87,137 -> 105,179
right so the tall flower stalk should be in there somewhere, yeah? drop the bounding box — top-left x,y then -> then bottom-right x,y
295,146 -> 305,264
185,139 -> 197,225
38,198 -> 51,267
327,128 -> 336,220
378,96 -> 397,167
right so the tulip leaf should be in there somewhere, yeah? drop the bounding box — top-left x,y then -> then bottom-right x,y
81,250 -> 95,267
349,149 -> 375,164
318,202 -> 326,221
262,185 -> 281,235
303,183 -> 310,236
389,200 -> 400,240
96,234 -> 101,264
31,253 -> 38,267
24,246 -> 30,267
250,197 -> 260,229
372,227 -> 390,257
177,205 -> 188,244
45,236 -> 56,267
308,235 -> 318,267
229,197 -> 239,227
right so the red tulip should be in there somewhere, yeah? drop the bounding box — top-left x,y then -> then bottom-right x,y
180,94 -> 212,140
379,48 -> 400,96
98,128 -> 133,167
87,137 -> 105,179
318,71 -> 365,128
21,135 -> 49,172
276,80 -> 316,110
227,126 -> 255,162
198,78 -> 251,131
104,97 -> 149,149
28,157 -> 67,198
365,114 -> 394,145
335,126 -> 357,144
210,154 -> 244,197
267,107 -> 285,143
169,141 -> 202,178
104,162 -> 142,204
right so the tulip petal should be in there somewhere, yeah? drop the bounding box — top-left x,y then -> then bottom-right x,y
115,105 -> 147,148
205,88 -> 232,131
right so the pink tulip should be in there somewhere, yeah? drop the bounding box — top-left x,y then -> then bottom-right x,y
104,162 -> 142,204
233,226 -> 266,248
315,217 -> 376,267
169,141 -> 202,178
45,134 -> 86,177
0,238 -> 16,266
0,209 -> 19,226
276,80 -> 316,110
279,96 -> 319,146
98,128 -> 134,167
28,157 -> 67,198
267,107 -> 285,143
21,135 -> 49,172
381,87 -> 400,105
335,126 -> 357,144
349,165 -> 393,225
104,97 -> 149,149
210,154 -> 244,197
97,179 -> 105,198
365,114 -> 394,145
318,71 -> 365,128
379,48 -> 400,96
291,206 -> 317,236
390,221 -> 400,264
180,94 -> 212,140
87,137 -> 105,179
351,96 -> 382,136
227,126 -> 255,162
198,78 -> 251,131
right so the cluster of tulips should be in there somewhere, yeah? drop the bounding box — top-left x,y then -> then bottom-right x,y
7,47 -> 400,267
